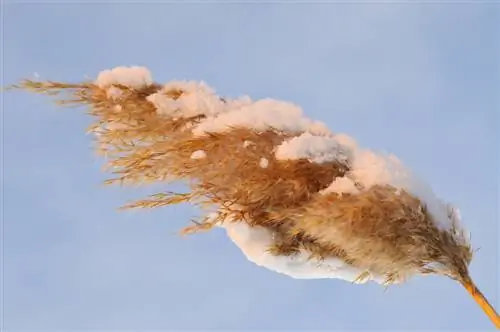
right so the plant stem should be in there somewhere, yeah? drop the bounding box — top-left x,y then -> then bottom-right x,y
460,277 -> 500,329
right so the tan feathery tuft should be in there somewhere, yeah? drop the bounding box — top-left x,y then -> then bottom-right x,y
7,71 -> 499,329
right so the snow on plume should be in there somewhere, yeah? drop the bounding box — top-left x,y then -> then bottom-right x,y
271,128 -> 455,230
275,132 -> 350,164
321,176 -> 359,195
190,150 -> 207,160
192,99 -> 331,136
96,69 -> 456,234
289,132 -> 455,230
332,133 -> 358,150
95,66 -> 153,89
346,148 -> 454,230
212,212 -> 385,284
259,158 -> 269,168
147,81 -> 230,119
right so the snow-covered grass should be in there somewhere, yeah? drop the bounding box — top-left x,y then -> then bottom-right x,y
192,99 -> 331,136
275,132 -> 350,164
190,150 -> 207,160
259,157 -> 269,169
147,81 -> 228,119
320,176 -> 359,196
95,66 -> 152,89
215,212 -> 384,283
12,65 -> 470,287
344,149 -> 454,230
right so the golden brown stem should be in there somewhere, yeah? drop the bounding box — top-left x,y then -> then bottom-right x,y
460,277 -> 500,329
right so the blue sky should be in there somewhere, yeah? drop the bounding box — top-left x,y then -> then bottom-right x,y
3,2 -> 499,330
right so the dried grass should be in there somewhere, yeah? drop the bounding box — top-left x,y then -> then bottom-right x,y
9,76 -> 500,328
6,79 -> 473,284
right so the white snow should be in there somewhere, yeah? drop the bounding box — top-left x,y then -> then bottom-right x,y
216,214 -> 385,283
95,66 -> 153,89
192,99 -> 326,136
243,140 -> 255,148
307,133 -> 456,230
139,77 -> 331,137
222,95 -> 253,111
349,149 -> 452,229
266,127 -> 457,230
147,81 -> 253,120
307,121 -> 332,136
275,132 -> 350,164
332,133 -> 358,150
259,157 -> 269,168
321,176 -> 359,195
147,81 -> 226,119
190,150 -> 207,160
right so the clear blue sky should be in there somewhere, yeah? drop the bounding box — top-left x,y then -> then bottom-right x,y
3,2 -> 499,330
